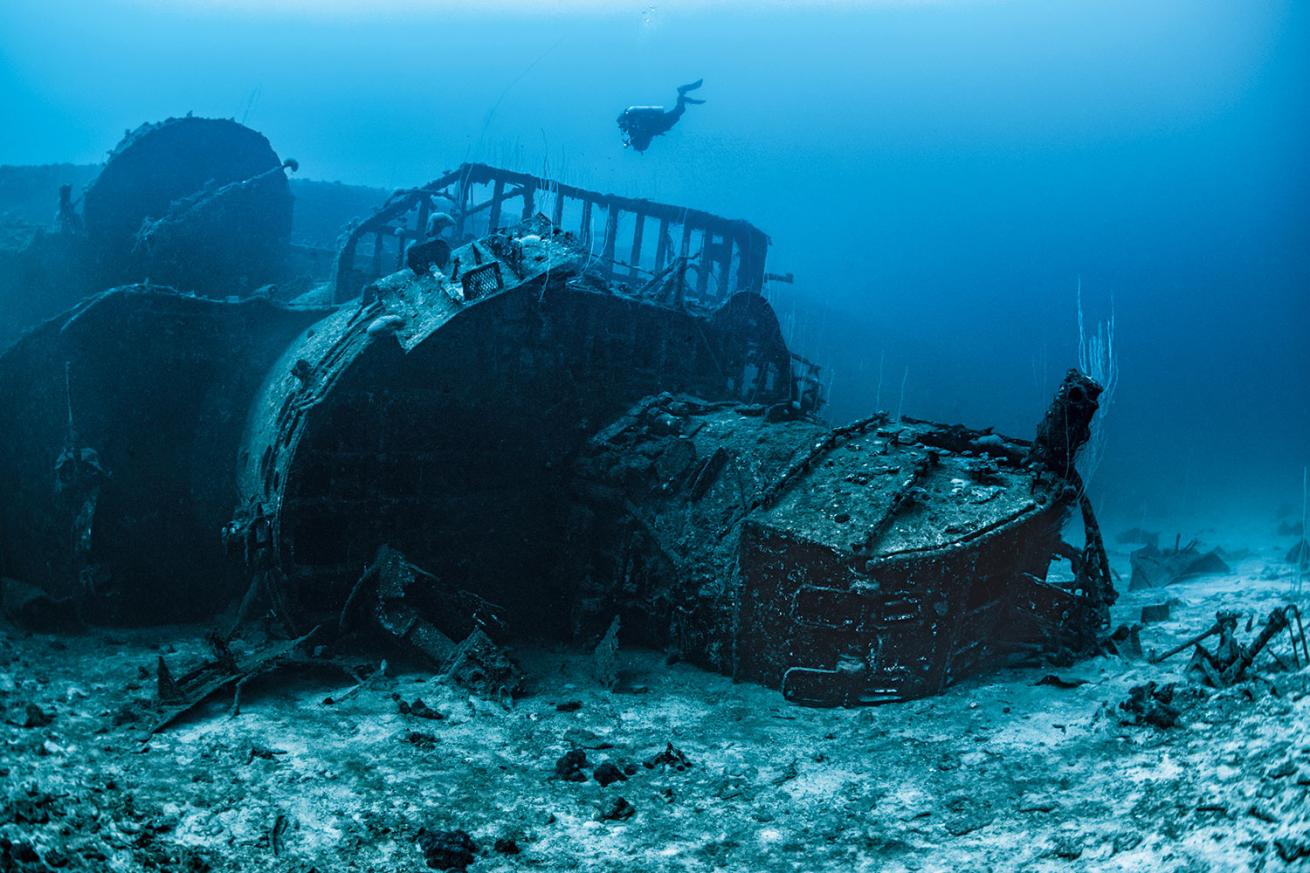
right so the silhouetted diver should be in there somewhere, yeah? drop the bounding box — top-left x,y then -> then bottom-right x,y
617,80 -> 705,153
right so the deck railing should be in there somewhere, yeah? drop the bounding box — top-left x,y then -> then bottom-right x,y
332,163 -> 771,308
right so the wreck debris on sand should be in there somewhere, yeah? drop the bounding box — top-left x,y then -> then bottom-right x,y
1148,605 -> 1309,688
1129,537 -> 1231,590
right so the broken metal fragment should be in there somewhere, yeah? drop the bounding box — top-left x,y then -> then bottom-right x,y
644,743 -> 693,772
322,659 -> 386,706
404,731 -> 438,751
340,546 -> 522,700
396,697 -> 442,720
269,812 -> 290,858
1129,538 -> 1230,590
155,655 -> 182,704
591,616 -> 621,690
145,627 -> 321,737
1103,623 -> 1144,659
1149,605 -> 1308,687
247,745 -> 285,764
441,628 -> 523,702
1118,682 -> 1180,728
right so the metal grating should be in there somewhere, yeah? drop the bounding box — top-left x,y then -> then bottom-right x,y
460,261 -> 503,301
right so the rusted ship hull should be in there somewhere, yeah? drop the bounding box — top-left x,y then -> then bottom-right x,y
0,177 -> 1112,703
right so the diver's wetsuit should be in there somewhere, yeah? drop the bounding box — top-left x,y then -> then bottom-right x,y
617,80 -> 705,152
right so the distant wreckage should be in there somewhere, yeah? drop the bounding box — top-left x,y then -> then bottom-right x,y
0,117 -> 1115,705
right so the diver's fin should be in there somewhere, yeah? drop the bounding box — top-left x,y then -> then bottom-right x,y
681,97 -> 706,105
677,79 -> 704,94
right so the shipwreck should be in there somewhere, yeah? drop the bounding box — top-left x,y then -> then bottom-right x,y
0,117 -> 1115,705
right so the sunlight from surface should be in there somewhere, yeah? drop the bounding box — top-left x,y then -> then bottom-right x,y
134,0 -> 951,16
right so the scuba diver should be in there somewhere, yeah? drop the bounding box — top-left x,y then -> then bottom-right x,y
617,79 -> 705,153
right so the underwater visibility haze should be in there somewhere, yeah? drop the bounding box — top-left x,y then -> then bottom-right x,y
1,0 -> 1308,525
0,1 -> 1309,870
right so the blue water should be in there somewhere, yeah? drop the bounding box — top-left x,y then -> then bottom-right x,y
2,0 -> 1306,533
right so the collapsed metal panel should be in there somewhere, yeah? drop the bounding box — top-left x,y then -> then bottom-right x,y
332,163 -> 771,308
558,373 -> 1112,704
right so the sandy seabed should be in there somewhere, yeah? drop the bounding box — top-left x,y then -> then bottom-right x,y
2,543 -> 1308,872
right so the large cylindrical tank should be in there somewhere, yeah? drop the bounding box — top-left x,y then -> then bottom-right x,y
82,116 -> 293,296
